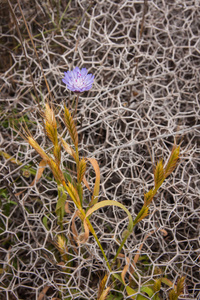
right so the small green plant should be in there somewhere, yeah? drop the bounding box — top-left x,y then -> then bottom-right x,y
21,67 -> 183,299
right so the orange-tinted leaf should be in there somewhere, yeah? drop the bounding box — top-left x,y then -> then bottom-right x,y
121,257 -> 130,285
83,176 -> 92,191
28,137 -> 50,162
97,274 -> 108,299
60,136 -> 76,160
30,159 -> 47,186
98,287 -> 110,300
78,219 -> 89,244
15,159 -> 47,196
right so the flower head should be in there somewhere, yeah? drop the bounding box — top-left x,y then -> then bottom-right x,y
62,67 -> 94,93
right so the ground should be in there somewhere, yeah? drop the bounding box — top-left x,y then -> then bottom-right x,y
0,1 -> 200,299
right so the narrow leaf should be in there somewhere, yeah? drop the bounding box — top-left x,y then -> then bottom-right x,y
60,136 -> 76,160
121,257 -> 130,285
126,286 -> 137,299
140,286 -> 154,297
38,285 -> 51,300
42,215 -> 50,231
133,206 -> 149,225
86,200 -> 133,232
56,185 -> 67,220
161,277 -> 174,287
65,182 -> 81,207
0,150 -> 22,165
15,159 -> 47,196
83,176 -> 92,191
131,230 -> 155,274
87,158 -> 100,206
98,274 -> 108,299
30,159 -> 47,186
28,137 -> 50,162
78,219 -> 89,244
98,287 -> 111,300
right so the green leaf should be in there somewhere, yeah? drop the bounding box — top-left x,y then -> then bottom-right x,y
86,200 -> 133,232
140,286 -> 154,297
133,206 -> 149,225
136,295 -> 149,300
126,286 -> 137,299
56,185 -> 67,222
42,214 -> 50,231
112,273 -> 124,284
106,294 -> 124,300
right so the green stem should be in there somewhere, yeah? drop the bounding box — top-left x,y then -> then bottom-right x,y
73,94 -> 80,119
62,180 -> 111,271
112,231 -> 131,264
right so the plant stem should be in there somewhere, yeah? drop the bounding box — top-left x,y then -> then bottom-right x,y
112,231 -> 131,264
62,180 -> 111,271
73,94 -> 80,119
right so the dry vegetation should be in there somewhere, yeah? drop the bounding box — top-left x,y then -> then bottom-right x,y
0,0 -> 200,299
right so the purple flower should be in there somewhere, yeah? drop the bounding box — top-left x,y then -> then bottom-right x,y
62,67 -> 94,93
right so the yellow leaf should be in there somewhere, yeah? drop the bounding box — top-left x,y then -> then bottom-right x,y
28,137 -> 50,162
30,159 -> 47,186
0,150 -> 22,165
97,274 -> 108,299
86,200 -> 133,232
126,286 -> 137,299
133,206 -> 149,225
98,287 -> 110,300
60,136 -> 76,159
65,182 -> 81,207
